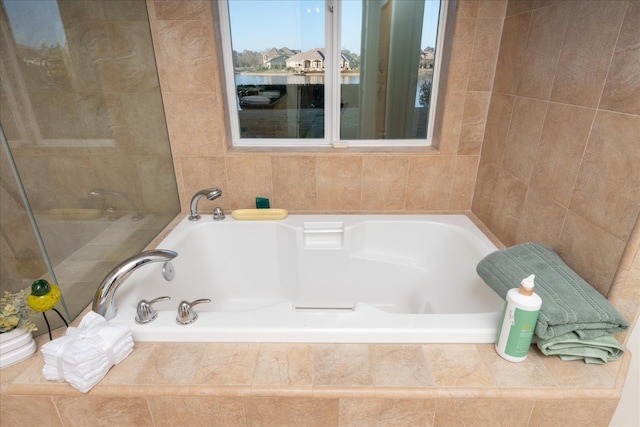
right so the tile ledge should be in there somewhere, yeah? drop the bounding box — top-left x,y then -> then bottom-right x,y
1,382 -> 625,400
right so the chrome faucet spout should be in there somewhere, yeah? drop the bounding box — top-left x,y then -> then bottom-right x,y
189,188 -> 222,221
92,249 -> 178,320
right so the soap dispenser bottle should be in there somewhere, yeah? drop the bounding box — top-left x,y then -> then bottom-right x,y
495,274 -> 542,362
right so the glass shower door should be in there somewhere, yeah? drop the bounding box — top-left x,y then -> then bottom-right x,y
0,0 -> 180,335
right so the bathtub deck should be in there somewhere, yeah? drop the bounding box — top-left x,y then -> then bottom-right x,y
0,325 -> 630,426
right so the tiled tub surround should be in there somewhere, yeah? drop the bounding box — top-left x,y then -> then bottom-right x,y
0,326 -> 631,426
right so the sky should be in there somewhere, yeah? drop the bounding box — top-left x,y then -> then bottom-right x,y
3,0 -> 66,48
228,0 -> 440,53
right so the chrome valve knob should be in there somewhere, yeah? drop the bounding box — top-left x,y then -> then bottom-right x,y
135,296 -> 170,324
176,298 -> 211,325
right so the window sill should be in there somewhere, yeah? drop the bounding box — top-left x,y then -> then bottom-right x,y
225,145 -> 441,155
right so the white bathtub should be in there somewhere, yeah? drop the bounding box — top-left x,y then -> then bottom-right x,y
113,214 -> 504,343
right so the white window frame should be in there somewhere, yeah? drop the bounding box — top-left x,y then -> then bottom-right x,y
218,0 -> 448,148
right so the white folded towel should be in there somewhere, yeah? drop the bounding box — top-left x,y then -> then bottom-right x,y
40,311 -> 134,392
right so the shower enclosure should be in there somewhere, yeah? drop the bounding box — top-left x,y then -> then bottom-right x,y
0,0 -> 180,335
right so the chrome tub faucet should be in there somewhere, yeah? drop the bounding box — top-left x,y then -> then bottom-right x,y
189,188 -> 222,221
92,249 -> 178,320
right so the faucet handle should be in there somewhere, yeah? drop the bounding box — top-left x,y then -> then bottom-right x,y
213,207 -> 225,221
176,298 -> 211,325
135,296 -> 171,324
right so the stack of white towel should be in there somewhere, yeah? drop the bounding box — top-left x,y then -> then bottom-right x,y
41,311 -> 134,393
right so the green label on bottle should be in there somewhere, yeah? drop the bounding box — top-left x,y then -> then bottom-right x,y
504,308 -> 539,358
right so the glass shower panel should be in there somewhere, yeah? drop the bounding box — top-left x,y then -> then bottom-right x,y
0,0 -> 180,335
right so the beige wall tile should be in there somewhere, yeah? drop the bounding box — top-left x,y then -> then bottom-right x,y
271,156 -> 317,211
153,0 -> 209,20
609,231 -> 640,335
450,155 -> 480,210
163,93 -> 224,156
316,156 -> 363,211
361,156 -> 409,211
437,89 -> 466,153
471,160 -> 500,225
107,342 -> 206,385
103,0 -> 148,20
339,398 -> 436,426
569,111 -> 640,241
477,0 -> 508,18
447,18 -> 476,93
501,97 -> 547,184
529,102 -> 595,206
516,188 -> 567,247
619,215 -> 640,272
154,19 -> 217,94
244,397 -> 338,426
506,0 -> 533,17
533,0 -> 565,9
558,211 -> 627,295
435,398 -> 534,426
405,156 -> 456,210
226,155 -> 272,210
121,92 -> 171,155
370,344 -> 434,387
91,153 -> 143,205
529,399 -> 619,427
477,342 -> 558,388
550,0 -> 627,107
493,12 -> 531,95
459,91 -> 491,155
480,93 -> 514,167
516,1 -> 570,100
148,396 -> 245,426
55,396 -> 153,427
0,395 -> 63,427
57,1 -> 105,21
137,155 -> 182,212
313,344 -> 373,387
253,344 -> 313,388
423,344 -> 496,387
48,154 -> 98,207
102,21 -> 161,93
458,0 -> 479,18
467,19 -> 503,91
600,1 -> 640,116
489,171 -> 528,246
195,343 -> 261,385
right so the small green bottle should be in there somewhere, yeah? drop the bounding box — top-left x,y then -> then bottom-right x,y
495,274 -> 542,362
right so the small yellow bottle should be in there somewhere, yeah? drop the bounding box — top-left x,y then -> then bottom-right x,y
495,274 -> 542,362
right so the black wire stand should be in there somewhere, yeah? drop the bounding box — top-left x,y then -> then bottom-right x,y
42,309 -> 69,340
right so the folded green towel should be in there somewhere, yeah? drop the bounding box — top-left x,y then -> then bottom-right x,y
477,243 -> 629,340
537,332 -> 624,364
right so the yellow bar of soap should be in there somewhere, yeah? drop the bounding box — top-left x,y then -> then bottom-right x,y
231,208 -> 288,220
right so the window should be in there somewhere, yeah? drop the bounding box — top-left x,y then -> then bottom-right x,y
217,0 -> 447,148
